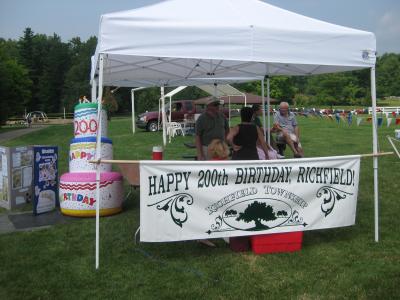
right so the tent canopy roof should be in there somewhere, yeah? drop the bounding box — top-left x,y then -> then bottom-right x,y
91,0 -> 376,87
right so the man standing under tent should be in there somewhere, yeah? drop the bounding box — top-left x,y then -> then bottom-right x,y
273,102 -> 304,158
195,97 -> 229,160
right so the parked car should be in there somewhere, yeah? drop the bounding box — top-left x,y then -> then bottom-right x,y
137,100 -> 230,132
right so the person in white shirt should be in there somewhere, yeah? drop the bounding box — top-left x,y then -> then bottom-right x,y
273,102 -> 303,158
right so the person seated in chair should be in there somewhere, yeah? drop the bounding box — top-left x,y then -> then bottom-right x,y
273,102 -> 304,158
251,104 -> 281,159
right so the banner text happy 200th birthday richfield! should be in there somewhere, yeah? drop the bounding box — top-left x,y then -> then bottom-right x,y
147,166 -> 356,196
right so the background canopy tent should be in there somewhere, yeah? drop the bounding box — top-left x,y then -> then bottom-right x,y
194,93 -> 278,105
163,84 -> 246,106
91,0 -> 379,269
197,84 -> 244,98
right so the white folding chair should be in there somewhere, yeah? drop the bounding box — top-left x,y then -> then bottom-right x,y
169,122 -> 185,140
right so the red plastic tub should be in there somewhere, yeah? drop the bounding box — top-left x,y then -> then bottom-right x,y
250,231 -> 303,254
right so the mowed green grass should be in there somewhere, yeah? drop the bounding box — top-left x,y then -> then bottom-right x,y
0,116 -> 399,299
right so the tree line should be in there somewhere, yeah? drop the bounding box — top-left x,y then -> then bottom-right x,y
1,28 -> 399,124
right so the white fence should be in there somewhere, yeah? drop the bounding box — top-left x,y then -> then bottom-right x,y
368,107 -> 400,115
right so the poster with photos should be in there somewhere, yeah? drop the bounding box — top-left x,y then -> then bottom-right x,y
0,146 -> 33,210
0,147 -> 10,208
33,146 -> 59,215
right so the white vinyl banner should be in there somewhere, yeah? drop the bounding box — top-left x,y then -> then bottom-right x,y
140,155 -> 360,242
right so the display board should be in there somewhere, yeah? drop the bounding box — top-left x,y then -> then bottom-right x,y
0,146 -> 33,209
33,146 -> 59,215
0,146 -> 10,208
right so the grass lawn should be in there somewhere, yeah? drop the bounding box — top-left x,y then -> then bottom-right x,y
0,116 -> 399,299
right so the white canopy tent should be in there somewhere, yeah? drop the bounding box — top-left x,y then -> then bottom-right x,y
91,0 -> 378,269
91,0 -> 375,86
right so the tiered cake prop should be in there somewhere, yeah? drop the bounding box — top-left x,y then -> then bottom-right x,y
60,103 -> 123,217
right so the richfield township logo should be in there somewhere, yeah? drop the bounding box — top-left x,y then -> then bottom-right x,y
207,198 -> 306,235
221,199 -> 291,230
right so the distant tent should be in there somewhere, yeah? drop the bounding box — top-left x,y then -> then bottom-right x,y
194,93 -> 278,105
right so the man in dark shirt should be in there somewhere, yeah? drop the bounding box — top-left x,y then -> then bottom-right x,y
195,97 -> 229,160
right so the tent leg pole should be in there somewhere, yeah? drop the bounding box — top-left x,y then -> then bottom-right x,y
266,76 -> 271,146
371,66 -> 379,242
158,97 -> 161,130
161,86 -> 166,147
131,87 -> 145,134
131,89 -> 135,134
228,96 -> 231,128
261,78 -> 266,143
168,96 -> 172,143
91,78 -> 97,103
95,54 -> 105,269
169,96 -> 172,125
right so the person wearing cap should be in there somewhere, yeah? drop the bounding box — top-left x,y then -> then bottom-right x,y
195,96 -> 229,160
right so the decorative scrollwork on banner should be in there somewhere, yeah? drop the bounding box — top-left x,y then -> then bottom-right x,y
211,216 -> 223,231
148,193 -> 194,228
316,186 -> 353,217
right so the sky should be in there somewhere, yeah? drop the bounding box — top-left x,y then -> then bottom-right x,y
0,0 -> 399,54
